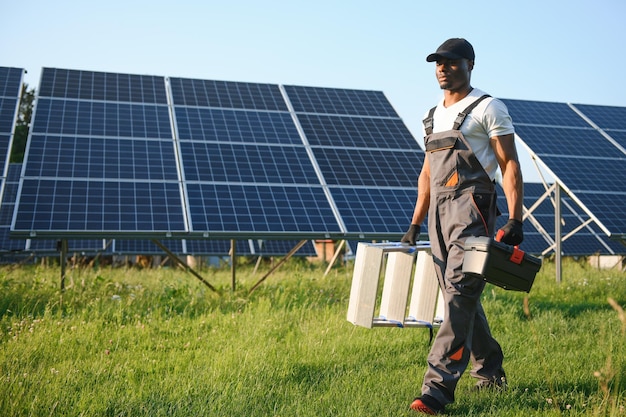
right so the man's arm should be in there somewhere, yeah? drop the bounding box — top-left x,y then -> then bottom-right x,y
410,155 -> 431,225
401,155 -> 431,244
491,133 -> 523,221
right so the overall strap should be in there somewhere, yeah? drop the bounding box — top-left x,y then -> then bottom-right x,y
423,94 -> 492,134
423,106 -> 437,135
452,94 -> 491,130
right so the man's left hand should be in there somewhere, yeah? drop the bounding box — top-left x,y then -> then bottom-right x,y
497,219 -> 524,245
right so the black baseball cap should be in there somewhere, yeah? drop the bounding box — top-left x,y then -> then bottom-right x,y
426,38 -> 475,62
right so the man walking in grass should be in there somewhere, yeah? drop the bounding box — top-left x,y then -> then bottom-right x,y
402,38 -> 524,415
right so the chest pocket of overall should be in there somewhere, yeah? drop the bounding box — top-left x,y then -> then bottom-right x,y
424,131 -> 466,188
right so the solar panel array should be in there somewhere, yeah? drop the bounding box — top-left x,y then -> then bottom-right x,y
5,67 -> 624,259
11,68 -> 423,241
502,99 -> 626,240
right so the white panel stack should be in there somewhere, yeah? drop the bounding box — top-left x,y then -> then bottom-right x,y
347,242 -> 443,329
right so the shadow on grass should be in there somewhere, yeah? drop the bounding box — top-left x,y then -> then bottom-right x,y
447,379 -> 602,416
492,290 -> 621,320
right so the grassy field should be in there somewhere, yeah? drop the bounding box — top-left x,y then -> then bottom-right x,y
0,255 -> 624,416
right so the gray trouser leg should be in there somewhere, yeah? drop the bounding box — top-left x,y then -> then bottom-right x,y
469,302 -> 505,382
421,191 -> 504,407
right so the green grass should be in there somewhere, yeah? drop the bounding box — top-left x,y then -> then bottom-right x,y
0,256 -> 624,416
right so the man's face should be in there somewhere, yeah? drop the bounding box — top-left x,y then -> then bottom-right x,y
435,58 -> 473,92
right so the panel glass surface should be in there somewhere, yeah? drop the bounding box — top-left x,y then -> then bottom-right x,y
27,239 -> 109,253
573,103 -> 626,132
0,98 -> 19,135
14,179 -> 186,232
255,239 -> 317,256
514,125 -> 617,158
185,239 -> 254,255
169,78 -> 287,111
502,99 -> 589,127
312,148 -> 422,187
0,67 -> 24,97
538,156 -> 626,194
113,239 -> 185,255
175,107 -> 299,143
26,135 -> 179,180
39,68 -> 167,104
180,142 -> 319,184
330,187 -> 416,237
0,164 -> 26,252
284,85 -> 398,117
573,194 -> 626,238
297,114 -> 417,148
186,183 -> 340,235
33,98 -> 173,138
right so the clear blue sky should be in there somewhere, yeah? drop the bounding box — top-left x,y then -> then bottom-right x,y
2,0 -> 624,181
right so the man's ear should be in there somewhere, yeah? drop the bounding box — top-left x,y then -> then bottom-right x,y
468,60 -> 475,71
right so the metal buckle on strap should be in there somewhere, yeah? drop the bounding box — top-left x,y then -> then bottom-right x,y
453,113 -> 467,129
423,118 -> 433,134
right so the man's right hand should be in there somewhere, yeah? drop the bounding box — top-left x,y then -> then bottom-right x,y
401,224 -> 421,245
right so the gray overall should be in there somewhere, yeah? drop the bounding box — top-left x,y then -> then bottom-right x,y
421,95 -> 505,407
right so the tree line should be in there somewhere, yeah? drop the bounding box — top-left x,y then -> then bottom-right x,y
11,83 -> 35,163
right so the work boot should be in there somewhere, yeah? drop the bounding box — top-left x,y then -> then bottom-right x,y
410,395 -> 444,415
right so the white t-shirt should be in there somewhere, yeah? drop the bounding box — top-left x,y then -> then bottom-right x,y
422,88 -> 515,181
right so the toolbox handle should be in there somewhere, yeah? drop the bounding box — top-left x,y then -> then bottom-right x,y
495,230 -> 525,265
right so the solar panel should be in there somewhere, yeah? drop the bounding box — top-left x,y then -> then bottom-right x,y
12,68 -> 187,238
283,85 -> 397,117
27,238 -> 109,254
38,68 -> 168,104
502,99 -> 589,127
185,183 -> 339,237
184,239 -> 254,256
255,239 -> 317,256
0,68 -> 25,255
180,142 -> 319,184
170,77 -> 343,238
536,156 -> 625,194
331,187 -> 418,235
502,98 -> 626,240
513,125 -> 618,158
168,77 -> 287,111
112,239 -> 185,255
0,164 -> 26,252
0,68 -> 24,176
573,103 -> 626,132
285,85 -> 423,238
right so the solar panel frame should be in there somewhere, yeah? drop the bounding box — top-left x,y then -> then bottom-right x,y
503,98 -> 626,240
496,183 -> 626,255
